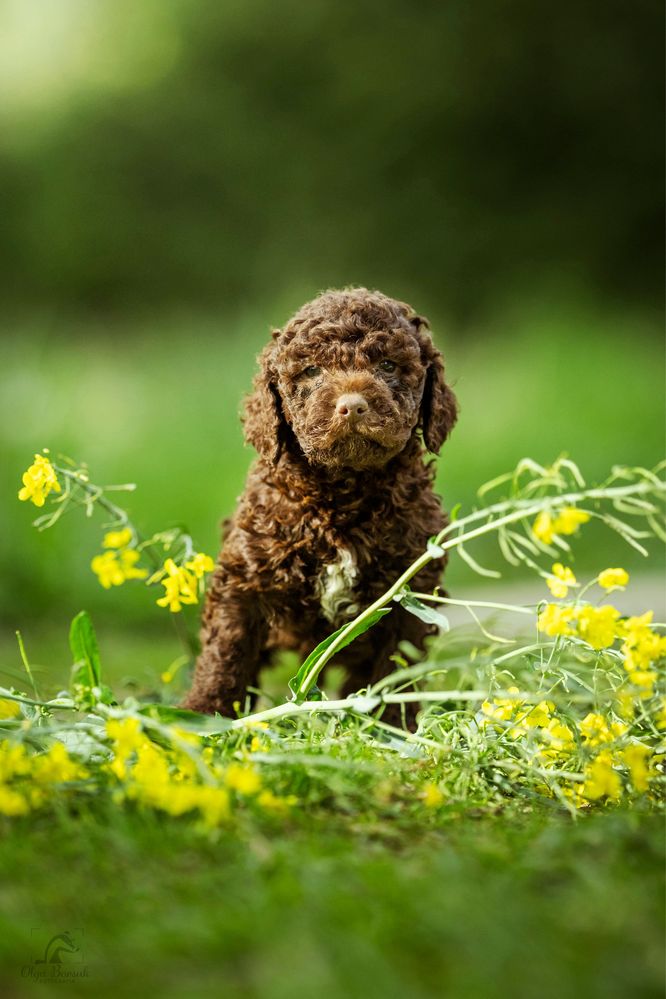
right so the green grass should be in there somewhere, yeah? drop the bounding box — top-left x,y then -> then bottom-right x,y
0,806 -> 662,998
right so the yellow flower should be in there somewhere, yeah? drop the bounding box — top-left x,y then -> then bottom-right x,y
598,568 -> 629,591
120,549 -> 147,579
580,712 -> 627,746
0,741 -> 31,782
0,784 -> 29,816
224,762 -> 262,795
107,717 -> 143,748
554,507 -> 590,535
580,750 -> 622,801
542,718 -> 574,753
621,744 -> 652,793
131,741 -> 171,791
0,699 -> 21,720
18,453 -> 61,507
546,563 -> 577,599
575,605 -> 620,650
120,740 -> 172,803
91,549 -> 148,589
156,559 -> 198,613
537,603 -> 576,637
32,742 -> 87,783
621,610 -> 654,633
523,700 -> 555,729
185,553 -> 215,579
532,507 -> 590,545
481,686 -> 523,722
618,611 -> 666,674
532,511 -> 556,545
103,527 -> 133,549
107,717 -> 145,778
422,782 -> 445,807
91,551 -> 125,588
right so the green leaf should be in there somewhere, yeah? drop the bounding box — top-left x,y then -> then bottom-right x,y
289,607 -> 392,701
69,611 -> 102,690
398,591 -> 450,630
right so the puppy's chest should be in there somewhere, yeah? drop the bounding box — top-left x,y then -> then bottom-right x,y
315,546 -> 360,624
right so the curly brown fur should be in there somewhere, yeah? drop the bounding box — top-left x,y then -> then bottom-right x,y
183,288 -> 458,719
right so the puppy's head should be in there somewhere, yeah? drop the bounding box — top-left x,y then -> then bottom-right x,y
243,288 -> 457,471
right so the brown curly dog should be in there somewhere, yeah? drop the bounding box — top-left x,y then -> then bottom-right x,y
183,287 -> 458,716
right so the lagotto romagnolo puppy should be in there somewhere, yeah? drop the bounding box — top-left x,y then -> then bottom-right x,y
183,288 -> 458,716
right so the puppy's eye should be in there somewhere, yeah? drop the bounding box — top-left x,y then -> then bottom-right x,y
303,365 -> 322,378
378,360 -> 397,373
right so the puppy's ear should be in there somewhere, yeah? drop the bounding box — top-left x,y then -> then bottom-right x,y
419,336 -> 458,454
242,343 -> 287,463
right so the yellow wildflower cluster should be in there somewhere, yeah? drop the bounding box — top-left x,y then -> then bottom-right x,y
578,734 -> 654,804
125,737 -> 230,827
538,603 -> 621,649
91,529 -> 148,589
482,689 -> 574,759
482,586 -> 664,807
155,554 -> 214,612
0,739 -> 88,817
156,559 -> 198,612
91,549 -> 148,588
577,605 -> 622,649
580,751 -> 622,801
620,744 -> 652,793
532,506 -> 590,545
579,712 -> 627,746
618,611 -> 666,698
18,453 -> 61,508
104,718 -> 294,827
481,692 -> 658,804
538,601 -> 665,700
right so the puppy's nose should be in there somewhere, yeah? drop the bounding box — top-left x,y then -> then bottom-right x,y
336,393 -> 369,422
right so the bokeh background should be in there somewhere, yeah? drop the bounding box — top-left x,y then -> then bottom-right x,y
1,0 -> 663,696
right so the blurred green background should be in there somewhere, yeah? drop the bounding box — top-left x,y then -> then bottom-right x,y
0,0 -> 663,694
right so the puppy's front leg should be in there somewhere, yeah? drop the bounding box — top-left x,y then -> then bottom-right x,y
182,584 -> 267,717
